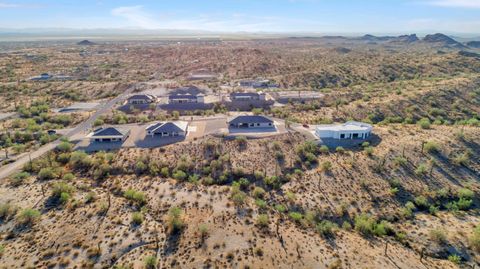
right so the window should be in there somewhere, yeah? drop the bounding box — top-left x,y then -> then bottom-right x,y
340,134 -> 345,139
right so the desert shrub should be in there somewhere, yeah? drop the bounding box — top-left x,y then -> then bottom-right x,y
38,167 -> 56,180
160,167 -> 169,177
172,170 -> 187,181
263,176 -> 280,188
469,226 -> 480,252
274,204 -> 286,212
256,214 -> 269,227
235,136 -> 247,146
11,172 -> 30,186
393,156 -> 408,167
453,152 -> 470,166
448,254 -> 461,264
135,161 -> 147,174
62,173 -> 75,181
417,118 -> 431,129
17,208 -> 41,226
123,189 -> 146,205
458,188 -> 474,200
252,187 -> 266,198
231,191 -> 247,206
57,141 -> 73,152
321,161 -> 332,171
415,163 -> 428,176
254,171 -> 264,180
255,199 -> 267,209
131,212 -> 144,225
457,197 -> 473,210
364,146 -> 374,156
335,146 -> 345,153
93,118 -> 104,127
429,205 -> 439,215
0,203 -> 17,220
373,220 -> 393,237
354,214 -> 376,236
342,221 -> 352,230
429,228 -> 447,244
414,195 -> 429,209
69,151 -> 92,169
168,206 -> 183,232
144,256 -> 156,269
316,220 -> 338,237
289,212 -> 303,222
319,145 -> 329,154
424,141 -> 439,153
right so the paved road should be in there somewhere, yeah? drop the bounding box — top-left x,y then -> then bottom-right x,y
0,84 -> 137,180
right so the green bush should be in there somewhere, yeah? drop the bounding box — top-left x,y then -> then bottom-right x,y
17,208 -> 41,226
0,203 -> 17,220
457,197 -> 473,210
123,189 -> 146,205
256,214 -> 269,227
335,146 -> 345,153
289,212 -> 303,222
394,156 -> 408,167
448,254 -> 461,264
62,173 -> 75,181
316,220 -> 338,237
354,214 -> 376,236
424,141 -> 439,153
57,141 -> 73,152
131,212 -> 144,225
458,188 -> 474,200
417,118 -> 431,129
38,167 -> 56,180
168,206 -> 183,232
252,187 -> 266,198
11,172 -> 30,186
364,146 -> 374,156
321,161 -> 332,172
469,225 -> 480,252
319,145 -> 329,154
414,195 -> 429,209
415,163 -> 428,176
144,255 -> 156,269
172,170 -> 187,181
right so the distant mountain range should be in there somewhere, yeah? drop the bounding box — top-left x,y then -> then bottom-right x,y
0,28 -> 478,50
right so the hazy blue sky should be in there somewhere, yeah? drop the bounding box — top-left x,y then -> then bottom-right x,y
0,0 -> 479,34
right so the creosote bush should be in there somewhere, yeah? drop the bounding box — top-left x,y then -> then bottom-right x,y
17,208 -> 41,226
123,189 -> 146,205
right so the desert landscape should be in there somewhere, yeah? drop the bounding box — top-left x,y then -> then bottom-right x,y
0,15 -> 480,269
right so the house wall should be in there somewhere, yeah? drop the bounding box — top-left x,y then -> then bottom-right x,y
316,129 -> 371,139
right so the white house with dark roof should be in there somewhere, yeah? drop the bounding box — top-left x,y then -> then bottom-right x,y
127,94 -> 157,105
315,121 -> 372,140
168,93 -> 204,104
230,92 -> 266,101
228,115 -> 274,128
146,121 -> 188,137
87,127 -> 131,142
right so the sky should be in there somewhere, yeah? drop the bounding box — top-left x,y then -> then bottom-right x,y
0,0 -> 479,34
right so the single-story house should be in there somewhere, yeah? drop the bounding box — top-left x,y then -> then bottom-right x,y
87,127 -> 130,142
315,121 -> 372,140
127,94 -> 157,105
146,121 -> 188,137
228,115 -> 274,128
168,93 -> 205,104
230,92 -> 266,101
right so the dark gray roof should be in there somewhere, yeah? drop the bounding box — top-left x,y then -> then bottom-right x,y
92,127 -> 128,137
128,94 -> 155,101
229,115 -> 273,124
147,122 -> 186,133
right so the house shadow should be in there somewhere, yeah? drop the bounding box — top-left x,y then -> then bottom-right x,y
76,141 -> 124,153
134,135 -> 185,149
117,103 -> 153,113
227,126 -> 277,135
159,103 -> 214,113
